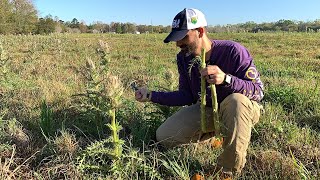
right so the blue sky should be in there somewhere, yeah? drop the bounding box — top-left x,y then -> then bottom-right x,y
34,0 -> 320,26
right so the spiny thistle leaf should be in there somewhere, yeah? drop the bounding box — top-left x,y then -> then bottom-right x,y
188,56 -> 201,79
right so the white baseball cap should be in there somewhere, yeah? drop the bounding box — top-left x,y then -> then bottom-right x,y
164,8 -> 207,43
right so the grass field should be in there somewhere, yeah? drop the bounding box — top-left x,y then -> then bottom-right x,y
0,32 -> 319,179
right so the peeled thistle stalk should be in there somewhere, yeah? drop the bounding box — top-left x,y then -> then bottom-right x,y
210,82 -> 223,148
203,51 -> 222,148
200,48 -> 223,147
200,48 -> 207,133
210,77 -> 220,135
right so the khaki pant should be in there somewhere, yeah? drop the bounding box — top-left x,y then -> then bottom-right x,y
156,93 -> 262,174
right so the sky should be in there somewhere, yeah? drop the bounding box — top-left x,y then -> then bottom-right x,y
34,0 -> 320,26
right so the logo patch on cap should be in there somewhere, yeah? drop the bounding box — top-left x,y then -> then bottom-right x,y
245,67 -> 258,80
191,16 -> 197,24
172,19 -> 180,28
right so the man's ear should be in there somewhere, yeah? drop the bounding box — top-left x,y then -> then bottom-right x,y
198,27 -> 204,38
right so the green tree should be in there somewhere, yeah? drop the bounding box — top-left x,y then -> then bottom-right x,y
36,15 -> 56,34
162,25 -> 171,33
121,23 -> 128,33
92,21 -> 104,33
0,0 -> 14,34
240,21 -> 257,32
79,22 -> 88,33
126,23 -> 136,33
70,18 -> 80,28
104,24 -> 110,32
11,0 -> 38,34
275,19 -> 297,31
114,22 -> 122,33
137,25 -> 147,33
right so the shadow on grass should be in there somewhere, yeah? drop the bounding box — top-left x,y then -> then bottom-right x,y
296,115 -> 320,133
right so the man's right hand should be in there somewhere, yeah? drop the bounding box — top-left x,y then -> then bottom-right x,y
135,87 -> 151,102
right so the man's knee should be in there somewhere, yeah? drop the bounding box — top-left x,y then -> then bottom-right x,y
156,126 -> 178,148
220,93 -> 256,132
156,126 -> 165,142
221,93 -> 261,125
221,93 -> 252,110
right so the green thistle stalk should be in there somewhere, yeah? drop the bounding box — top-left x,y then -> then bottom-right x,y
105,75 -> 124,159
108,108 -> 121,158
0,41 -> 9,80
200,48 -> 207,133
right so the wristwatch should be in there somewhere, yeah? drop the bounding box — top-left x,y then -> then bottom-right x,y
223,74 -> 232,85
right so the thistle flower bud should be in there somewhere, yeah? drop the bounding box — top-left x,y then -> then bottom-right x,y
104,74 -> 124,108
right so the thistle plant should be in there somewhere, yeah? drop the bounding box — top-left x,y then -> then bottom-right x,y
97,39 -> 110,68
74,40 -> 112,135
0,41 -> 9,81
103,75 -> 125,159
74,40 -> 125,172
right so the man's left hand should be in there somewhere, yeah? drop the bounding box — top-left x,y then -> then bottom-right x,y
200,65 -> 226,85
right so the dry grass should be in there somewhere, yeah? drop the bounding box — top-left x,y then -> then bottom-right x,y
54,130 -> 78,157
247,150 -> 300,179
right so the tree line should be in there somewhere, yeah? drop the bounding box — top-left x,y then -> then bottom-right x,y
1,0 -> 320,35
46,17 -> 172,34
208,20 -> 320,33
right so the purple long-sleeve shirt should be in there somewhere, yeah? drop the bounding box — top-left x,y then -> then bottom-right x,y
151,40 -> 264,107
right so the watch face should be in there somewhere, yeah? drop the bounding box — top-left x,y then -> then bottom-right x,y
225,74 -> 231,84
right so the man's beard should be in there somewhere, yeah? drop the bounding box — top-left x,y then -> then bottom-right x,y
180,40 -> 198,56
